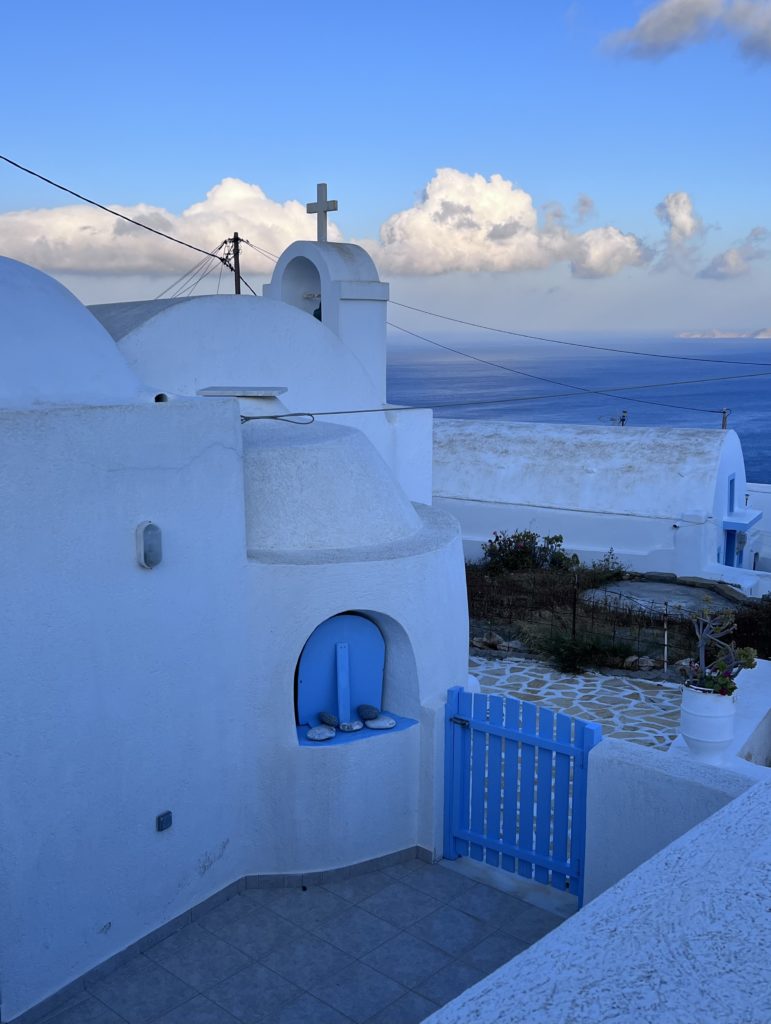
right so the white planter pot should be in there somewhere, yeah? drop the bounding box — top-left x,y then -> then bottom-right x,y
680,686 -> 736,765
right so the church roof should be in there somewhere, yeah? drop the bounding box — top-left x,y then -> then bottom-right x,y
433,419 -> 741,518
89,294 -> 380,410
0,257 -> 142,408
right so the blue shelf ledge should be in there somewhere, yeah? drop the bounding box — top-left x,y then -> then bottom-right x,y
296,713 -> 417,747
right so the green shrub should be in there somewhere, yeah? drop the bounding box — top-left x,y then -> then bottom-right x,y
535,631 -> 635,673
481,530 -> 579,574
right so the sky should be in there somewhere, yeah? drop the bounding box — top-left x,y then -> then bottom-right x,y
1,0 -> 770,332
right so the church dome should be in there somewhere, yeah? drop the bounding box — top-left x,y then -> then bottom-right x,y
89,294 -> 380,412
242,420 -> 421,552
0,257 -> 142,408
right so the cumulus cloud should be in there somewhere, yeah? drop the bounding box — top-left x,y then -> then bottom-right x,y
698,225 -> 770,278
0,169 -> 653,281
607,0 -> 771,60
0,178 -> 333,275
361,168 -> 651,278
656,191 -> 704,245
575,194 -> 596,222
607,0 -> 722,56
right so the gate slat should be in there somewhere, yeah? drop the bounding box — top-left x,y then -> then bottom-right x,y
469,692 -> 488,861
551,713 -> 573,892
485,695 -> 504,867
501,697 -> 520,873
517,701 -> 537,878
456,688 -> 474,857
534,707 -> 554,884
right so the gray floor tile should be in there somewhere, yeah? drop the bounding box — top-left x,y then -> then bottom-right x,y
323,870 -> 392,905
449,883 -> 534,928
144,922 -> 252,989
413,961 -> 486,1007
497,904 -> 564,944
154,994 -> 242,1022
459,930 -> 529,973
312,905 -> 400,958
406,906 -> 494,957
400,864 -> 476,903
198,891 -> 282,933
261,932 -> 354,989
206,963 -> 302,1024
358,883 -> 441,930
41,994 -> 124,1023
270,886 -> 351,929
86,955 -> 195,1024
314,962 -> 406,1024
271,992 -> 353,1023
364,990 -> 440,1024
211,908 -> 304,960
379,860 -> 423,881
360,932 -> 451,990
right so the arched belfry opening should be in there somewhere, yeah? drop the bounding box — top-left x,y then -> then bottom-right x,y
280,256 -> 323,320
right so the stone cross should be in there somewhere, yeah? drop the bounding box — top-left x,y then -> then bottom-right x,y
306,182 -> 338,243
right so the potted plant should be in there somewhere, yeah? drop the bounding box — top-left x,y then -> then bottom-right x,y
679,608 -> 757,764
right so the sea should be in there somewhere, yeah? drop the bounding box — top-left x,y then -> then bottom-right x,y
386,334 -> 771,484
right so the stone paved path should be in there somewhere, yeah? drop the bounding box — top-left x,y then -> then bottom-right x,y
471,653 -> 682,750
39,860 -> 569,1024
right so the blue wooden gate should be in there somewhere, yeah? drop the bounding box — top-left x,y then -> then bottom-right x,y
443,687 -> 602,906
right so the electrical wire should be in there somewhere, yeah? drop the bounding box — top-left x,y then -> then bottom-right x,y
389,300 -> 771,368
0,153 -> 231,264
387,321 -> 730,414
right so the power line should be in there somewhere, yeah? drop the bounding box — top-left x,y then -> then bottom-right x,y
389,299 -> 771,368
387,320 -> 731,414
0,153 -> 231,264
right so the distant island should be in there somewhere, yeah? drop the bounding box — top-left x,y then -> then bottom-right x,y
678,328 -> 771,339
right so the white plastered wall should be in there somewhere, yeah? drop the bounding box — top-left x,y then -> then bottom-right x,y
0,399 -> 255,1021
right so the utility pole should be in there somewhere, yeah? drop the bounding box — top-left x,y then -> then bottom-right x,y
722,407 -> 730,430
232,232 -> 241,295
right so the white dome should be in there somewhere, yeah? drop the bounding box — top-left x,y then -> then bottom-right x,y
0,257 -> 142,408
90,294 -> 380,412
242,421 -> 421,552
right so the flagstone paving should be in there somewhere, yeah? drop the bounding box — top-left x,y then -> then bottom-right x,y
39,861 -> 570,1024
470,653 -> 682,750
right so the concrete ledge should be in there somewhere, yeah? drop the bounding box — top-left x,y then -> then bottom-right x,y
8,847 -> 431,1024
427,781 -> 771,1024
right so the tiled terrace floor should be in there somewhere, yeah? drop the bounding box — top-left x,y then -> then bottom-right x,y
471,652 -> 682,750
39,861 -> 568,1024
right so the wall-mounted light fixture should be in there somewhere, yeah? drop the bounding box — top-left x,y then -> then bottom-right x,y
136,521 -> 162,569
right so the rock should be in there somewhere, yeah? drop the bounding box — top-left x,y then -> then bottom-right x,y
339,719 -> 364,732
624,656 -> 639,670
365,714 -> 397,730
319,712 -> 339,728
637,656 -> 654,670
307,725 -> 335,742
357,704 -> 380,721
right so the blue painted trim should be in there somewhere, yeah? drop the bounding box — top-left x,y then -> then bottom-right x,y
296,712 -> 417,747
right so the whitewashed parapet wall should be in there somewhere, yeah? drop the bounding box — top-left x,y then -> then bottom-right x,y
0,253 -> 469,1021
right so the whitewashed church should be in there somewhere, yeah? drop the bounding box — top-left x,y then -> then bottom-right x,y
1,188 -> 769,1021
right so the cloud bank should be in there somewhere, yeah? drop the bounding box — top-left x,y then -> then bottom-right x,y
698,226 -> 769,277
607,0 -> 771,60
0,168 -> 652,281
361,168 -> 651,278
0,178 -> 333,275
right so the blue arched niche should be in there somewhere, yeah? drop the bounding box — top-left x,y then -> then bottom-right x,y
295,613 -> 385,728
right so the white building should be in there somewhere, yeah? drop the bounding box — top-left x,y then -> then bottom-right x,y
0,244 -> 468,1021
433,418 -> 769,595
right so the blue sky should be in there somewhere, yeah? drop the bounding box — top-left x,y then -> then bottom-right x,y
1,1 -> 769,330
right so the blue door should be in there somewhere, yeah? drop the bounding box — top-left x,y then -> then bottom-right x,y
296,614 -> 385,727
724,530 -> 736,567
